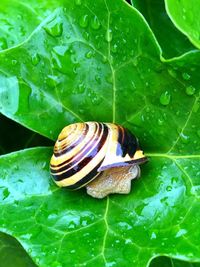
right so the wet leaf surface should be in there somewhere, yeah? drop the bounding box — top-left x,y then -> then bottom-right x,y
165,0 -> 200,49
131,0 -> 195,58
0,0 -> 200,266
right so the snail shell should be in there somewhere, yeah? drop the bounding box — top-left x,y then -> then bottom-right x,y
50,122 -> 147,198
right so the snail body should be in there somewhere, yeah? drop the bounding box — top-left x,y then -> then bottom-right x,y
50,122 -> 147,198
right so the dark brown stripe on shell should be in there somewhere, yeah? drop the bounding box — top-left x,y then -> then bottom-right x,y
66,159 -> 104,189
118,127 -> 138,158
54,124 -> 89,156
51,123 -> 109,181
116,125 -> 124,156
51,122 -> 99,168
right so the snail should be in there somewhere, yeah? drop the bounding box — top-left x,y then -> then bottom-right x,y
50,122 -> 148,198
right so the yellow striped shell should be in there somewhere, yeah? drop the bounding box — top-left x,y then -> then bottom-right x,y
50,122 -> 147,194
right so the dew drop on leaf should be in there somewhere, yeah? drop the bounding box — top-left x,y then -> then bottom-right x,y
102,55 -> 108,63
158,118 -> 164,126
166,186 -> 172,192
106,261 -> 117,267
46,75 -> 60,88
182,72 -> 191,80
79,14 -> 89,28
44,20 -> 63,37
74,0 -> 81,6
180,133 -> 189,144
91,95 -> 101,105
95,75 -> 101,84
168,68 -> 177,78
0,37 -> 8,50
150,232 -> 157,239
85,50 -> 93,59
105,28 -> 112,42
125,238 -> 132,244
91,15 -> 101,30
159,91 -> 171,106
31,53 -> 40,66
12,59 -> 17,66
171,177 -> 178,184
3,188 -> 10,200
185,85 -> 196,95
111,43 -> 118,53
106,74 -> 113,84
76,83 -> 86,94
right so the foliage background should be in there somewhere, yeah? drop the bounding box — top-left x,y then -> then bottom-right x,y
0,0 -> 200,266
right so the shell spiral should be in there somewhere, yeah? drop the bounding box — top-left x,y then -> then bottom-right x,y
50,122 -> 147,189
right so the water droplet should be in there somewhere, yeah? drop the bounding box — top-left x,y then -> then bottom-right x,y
168,68 -> 177,78
12,60 -> 17,66
160,91 -> 171,106
160,196 -> 168,203
150,232 -> 157,239
0,37 -> 7,50
166,186 -> 172,192
180,133 -> 189,143
106,262 -> 116,267
76,83 -> 86,94
111,43 -> 117,53
91,95 -> 101,105
171,177 -> 178,184
79,14 -> 89,28
125,238 -> 132,244
91,16 -> 100,30
102,56 -> 108,63
31,53 -> 40,66
44,19 -> 63,37
46,75 -> 60,88
85,50 -> 93,59
74,0 -> 81,5
175,229 -> 187,238
95,75 -> 101,84
19,25 -> 26,36
185,85 -> 195,96
158,118 -> 164,126
193,100 -> 200,113
105,28 -> 112,42
0,76 -> 19,114
182,72 -> 191,80
3,188 -> 10,200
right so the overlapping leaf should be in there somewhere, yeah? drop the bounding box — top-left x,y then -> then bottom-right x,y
0,0 -> 200,266
165,0 -> 200,49
0,232 -> 36,267
131,0 -> 195,58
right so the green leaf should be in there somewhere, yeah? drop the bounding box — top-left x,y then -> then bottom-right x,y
0,1 -> 160,140
0,0 -> 200,266
0,0 -> 61,50
0,148 -> 200,267
165,0 -> 200,49
131,0 -> 195,58
0,232 -> 36,267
